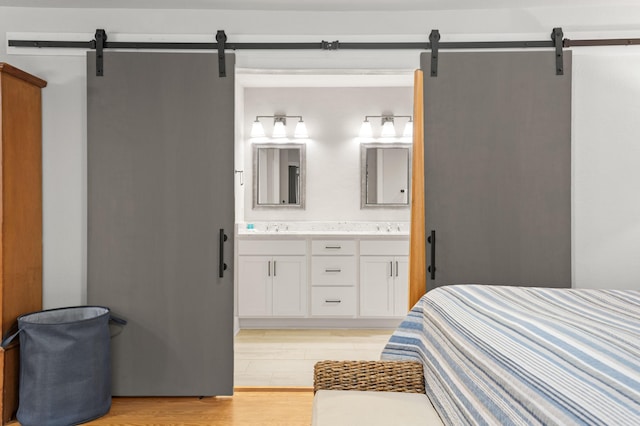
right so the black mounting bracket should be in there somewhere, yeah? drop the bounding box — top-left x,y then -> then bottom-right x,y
216,30 -> 227,77
429,30 -> 440,77
95,29 -> 106,77
552,27 -> 564,75
321,40 -> 340,50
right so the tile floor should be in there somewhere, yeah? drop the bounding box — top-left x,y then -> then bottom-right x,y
234,329 -> 394,387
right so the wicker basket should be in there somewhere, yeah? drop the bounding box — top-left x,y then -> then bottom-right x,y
313,360 -> 425,394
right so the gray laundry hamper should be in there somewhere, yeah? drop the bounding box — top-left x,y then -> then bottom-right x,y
1,306 -> 126,426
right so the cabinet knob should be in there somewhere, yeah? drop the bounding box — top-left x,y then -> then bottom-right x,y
325,299 -> 342,304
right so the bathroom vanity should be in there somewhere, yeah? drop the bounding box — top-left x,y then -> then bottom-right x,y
235,222 -> 410,328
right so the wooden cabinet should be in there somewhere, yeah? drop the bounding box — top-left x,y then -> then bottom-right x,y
359,241 -> 409,318
237,240 -> 307,317
0,63 -> 46,424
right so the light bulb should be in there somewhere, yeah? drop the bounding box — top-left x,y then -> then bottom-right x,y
250,119 -> 265,138
294,120 -> 308,138
403,119 -> 413,138
359,120 -> 373,138
272,120 -> 287,138
381,120 -> 396,137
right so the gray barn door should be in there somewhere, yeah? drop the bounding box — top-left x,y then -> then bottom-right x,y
87,52 -> 235,396
422,51 -> 571,289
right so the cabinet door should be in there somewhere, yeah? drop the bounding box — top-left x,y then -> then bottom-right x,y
360,256 -> 394,317
394,256 -> 409,317
238,256 -> 272,316
272,256 -> 307,317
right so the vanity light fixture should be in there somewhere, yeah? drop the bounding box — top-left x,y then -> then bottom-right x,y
294,120 -> 308,139
272,117 -> 287,138
359,118 -> 373,138
250,115 -> 309,139
250,118 -> 266,138
359,115 -> 413,139
403,117 -> 414,138
380,116 -> 396,137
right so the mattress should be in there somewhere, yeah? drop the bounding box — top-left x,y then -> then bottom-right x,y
381,285 -> 640,425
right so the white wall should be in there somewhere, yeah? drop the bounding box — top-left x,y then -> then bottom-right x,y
242,87 -> 413,223
1,5 -> 640,307
572,51 -> 640,290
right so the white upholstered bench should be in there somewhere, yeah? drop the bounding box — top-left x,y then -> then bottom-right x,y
312,360 -> 444,426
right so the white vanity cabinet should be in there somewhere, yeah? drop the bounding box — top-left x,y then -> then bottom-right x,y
310,240 -> 357,317
237,240 -> 307,317
359,240 -> 409,318
236,230 -> 410,327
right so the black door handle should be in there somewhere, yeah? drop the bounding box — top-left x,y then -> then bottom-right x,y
219,228 -> 228,278
427,230 -> 436,280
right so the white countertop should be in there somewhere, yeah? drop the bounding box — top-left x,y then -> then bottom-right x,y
237,221 -> 410,236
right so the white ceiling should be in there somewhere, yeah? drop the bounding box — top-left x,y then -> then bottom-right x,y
0,0 -> 634,11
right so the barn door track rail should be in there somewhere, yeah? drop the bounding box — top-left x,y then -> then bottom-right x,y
8,28 -> 640,77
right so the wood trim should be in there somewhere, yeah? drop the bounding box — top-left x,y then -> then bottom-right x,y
0,63 -> 47,88
408,69 -> 426,308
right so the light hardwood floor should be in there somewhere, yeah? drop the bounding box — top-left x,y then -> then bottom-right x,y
8,330 -> 393,425
85,389 -> 314,426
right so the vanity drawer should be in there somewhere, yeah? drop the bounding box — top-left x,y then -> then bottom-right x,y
311,287 -> 356,317
238,240 -> 306,256
311,240 -> 356,255
360,240 -> 409,256
311,256 -> 356,286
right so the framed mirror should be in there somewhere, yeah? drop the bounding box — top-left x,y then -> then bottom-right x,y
253,143 -> 306,208
361,143 -> 411,208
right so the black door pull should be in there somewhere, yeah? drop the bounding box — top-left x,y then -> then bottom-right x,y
427,230 -> 436,280
219,229 -> 228,278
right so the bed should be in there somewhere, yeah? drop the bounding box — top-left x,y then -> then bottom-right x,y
381,285 -> 640,425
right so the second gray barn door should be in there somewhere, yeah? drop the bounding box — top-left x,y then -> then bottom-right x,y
422,51 -> 571,289
87,52 -> 235,396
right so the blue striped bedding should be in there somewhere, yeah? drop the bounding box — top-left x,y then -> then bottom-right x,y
381,285 -> 640,425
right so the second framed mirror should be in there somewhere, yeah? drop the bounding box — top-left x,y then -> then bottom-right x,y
361,143 -> 411,208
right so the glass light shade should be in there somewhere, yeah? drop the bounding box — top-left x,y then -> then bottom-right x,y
359,120 -> 373,138
250,120 -> 265,138
381,120 -> 396,137
272,120 -> 287,138
294,120 -> 308,138
403,120 -> 413,138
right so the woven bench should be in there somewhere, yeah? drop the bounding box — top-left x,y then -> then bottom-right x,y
312,360 -> 443,426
